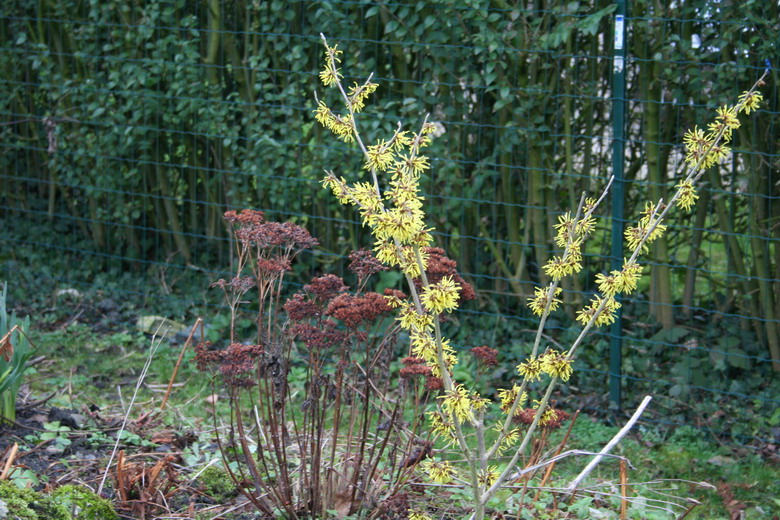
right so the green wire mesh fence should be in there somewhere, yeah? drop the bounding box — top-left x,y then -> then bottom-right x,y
1,0 -> 778,444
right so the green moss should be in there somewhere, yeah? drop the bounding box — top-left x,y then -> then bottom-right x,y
51,485 -> 118,520
197,464 -> 238,502
0,480 -> 71,520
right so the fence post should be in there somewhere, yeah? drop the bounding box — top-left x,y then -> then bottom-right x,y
609,0 -> 628,411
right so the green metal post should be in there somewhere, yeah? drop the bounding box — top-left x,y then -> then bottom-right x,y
609,1 -> 627,411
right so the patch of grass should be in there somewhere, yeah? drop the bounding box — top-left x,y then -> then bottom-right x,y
544,420 -> 778,519
29,322 -> 223,423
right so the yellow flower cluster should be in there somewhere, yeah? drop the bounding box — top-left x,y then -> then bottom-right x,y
477,466 -> 499,487
408,511 -> 433,520
347,81 -> 378,113
397,302 -> 434,333
411,332 -> 456,376
738,90 -> 762,115
709,105 -> 740,142
427,411 -> 456,444
542,254 -> 582,281
595,259 -> 642,297
575,295 -> 621,327
421,275 -> 461,314
438,384 -> 477,424
516,350 -> 573,382
682,90 -> 761,171
539,408 -> 562,427
543,202 -> 599,282
676,180 -> 699,212
421,459 -> 455,484
527,286 -> 563,316
314,102 -> 354,143
315,45 -> 436,282
624,202 -> 667,253
540,349 -> 573,381
516,355 -> 544,382
494,425 -> 521,455
318,43 -> 342,87
497,385 -> 527,413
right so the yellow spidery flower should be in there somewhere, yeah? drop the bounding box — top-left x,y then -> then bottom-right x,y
421,275 -> 461,314
373,238 -> 400,267
319,43 -> 343,87
471,394 -> 491,413
543,255 -> 580,281
313,100 -> 332,127
494,424 -> 521,455
386,176 -> 421,205
708,105 -> 740,142
365,140 -> 395,172
321,174 -> 351,205
576,215 -> 597,236
675,180 -> 699,211
399,245 -> 427,277
351,181 -> 382,209
582,197 -> 597,214
527,286 -> 563,316
347,81 -> 378,112
553,212 -> 575,247
421,459 -> 455,484
539,408 -> 561,427
623,224 -> 650,252
683,125 -> 710,149
478,466 -> 499,487
595,272 -> 620,297
409,511 -> 433,520
683,125 -> 714,167
704,143 -> 730,168
396,153 -> 430,177
497,385 -> 527,412
384,292 -> 405,309
374,207 -> 425,243
331,114 -> 355,143
576,295 -> 621,327
540,349 -> 573,381
427,411 -> 455,441
410,228 -> 434,247
717,105 -> 741,129
410,331 -> 438,362
313,102 -> 355,143
615,260 -> 642,294
438,384 -> 475,423
624,203 -> 667,253
391,130 -> 413,151
517,355 -> 544,382
398,303 -> 434,332
738,90 -> 762,115
429,344 -> 458,378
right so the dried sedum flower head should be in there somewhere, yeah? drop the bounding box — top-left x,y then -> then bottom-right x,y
348,248 -> 387,280
471,346 -> 499,367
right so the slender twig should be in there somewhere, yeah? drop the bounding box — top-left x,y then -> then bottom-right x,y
566,395 -> 653,492
160,317 -> 203,410
98,325 -> 164,495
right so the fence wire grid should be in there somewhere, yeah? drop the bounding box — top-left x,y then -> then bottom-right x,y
1,1 -> 778,444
